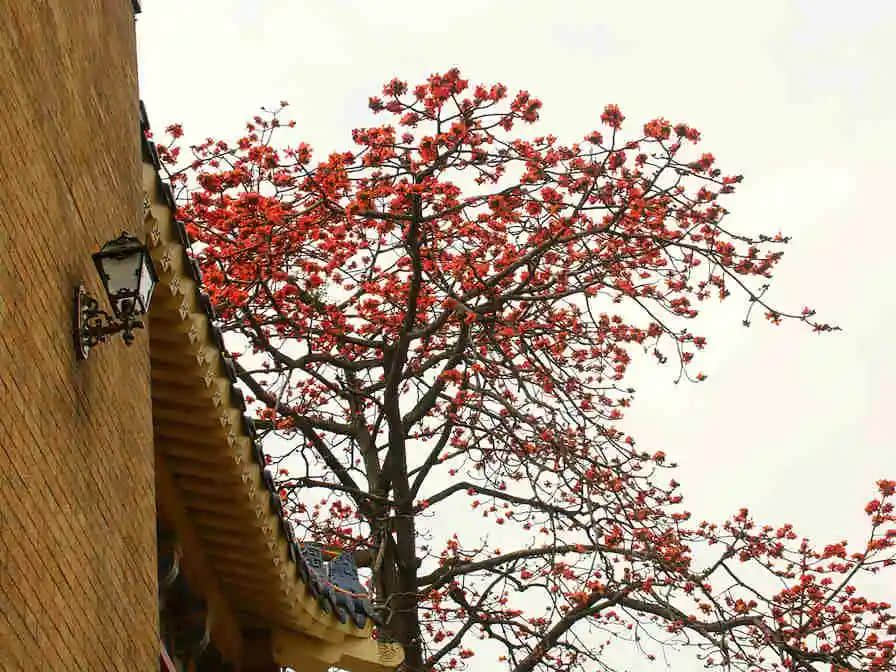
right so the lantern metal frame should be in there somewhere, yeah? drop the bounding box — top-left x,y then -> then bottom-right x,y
73,232 -> 158,360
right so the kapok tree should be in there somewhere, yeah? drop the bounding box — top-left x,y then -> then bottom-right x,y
156,69 -> 895,672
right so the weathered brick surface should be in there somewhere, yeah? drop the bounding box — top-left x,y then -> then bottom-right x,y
0,1 -> 157,670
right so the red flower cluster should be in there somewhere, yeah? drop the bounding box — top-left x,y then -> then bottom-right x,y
157,70 -> 882,672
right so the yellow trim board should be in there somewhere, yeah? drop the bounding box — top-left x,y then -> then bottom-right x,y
272,628 -> 404,672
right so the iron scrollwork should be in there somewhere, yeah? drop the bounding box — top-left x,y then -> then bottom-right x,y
73,285 -> 145,360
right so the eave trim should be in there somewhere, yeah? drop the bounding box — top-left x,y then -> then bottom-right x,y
141,101 -> 381,650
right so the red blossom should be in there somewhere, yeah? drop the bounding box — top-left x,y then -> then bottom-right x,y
601,103 -> 625,129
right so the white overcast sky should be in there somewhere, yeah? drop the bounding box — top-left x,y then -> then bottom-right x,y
137,2 -> 896,669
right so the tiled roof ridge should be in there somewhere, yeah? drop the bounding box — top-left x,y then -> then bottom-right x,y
139,101 -> 377,632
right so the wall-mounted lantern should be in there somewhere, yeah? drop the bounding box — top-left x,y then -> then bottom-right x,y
74,232 -> 158,360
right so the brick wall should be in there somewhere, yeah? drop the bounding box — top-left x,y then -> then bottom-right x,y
0,1 -> 157,670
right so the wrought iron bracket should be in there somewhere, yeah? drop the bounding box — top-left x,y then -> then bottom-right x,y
73,285 -> 144,360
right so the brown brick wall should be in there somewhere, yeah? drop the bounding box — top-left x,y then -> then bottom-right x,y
0,1 -> 157,670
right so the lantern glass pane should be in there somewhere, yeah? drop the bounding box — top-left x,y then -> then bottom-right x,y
101,253 -> 141,317
138,253 -> 156,313
102,254 -> 141,297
